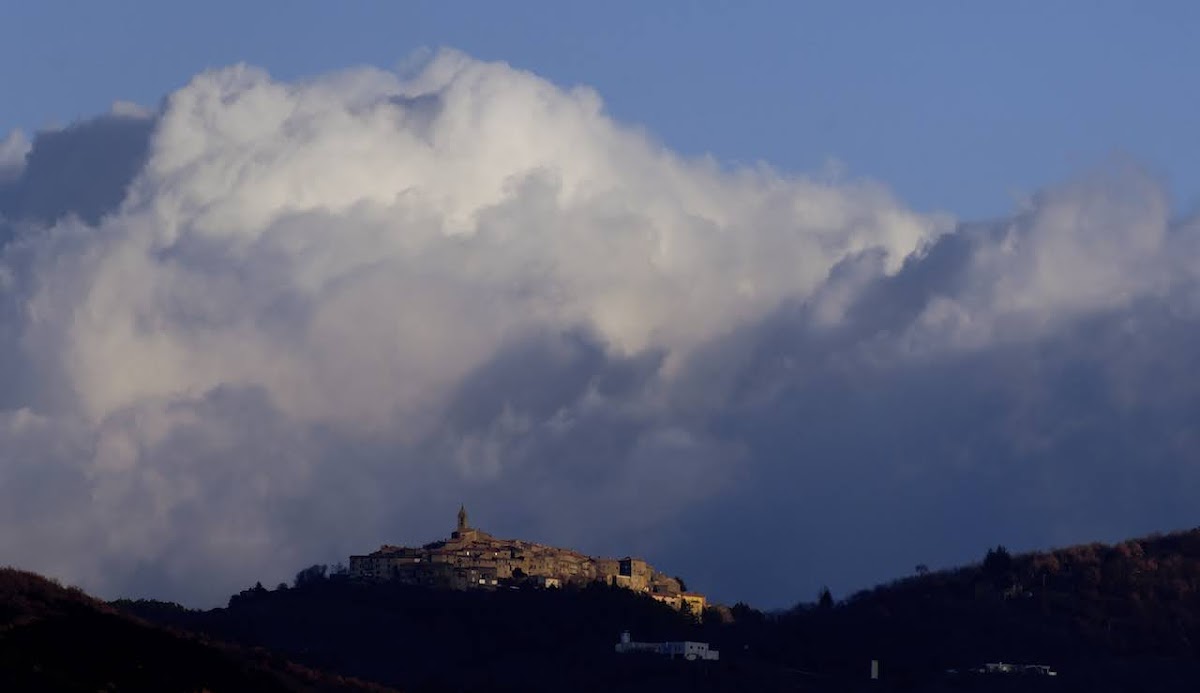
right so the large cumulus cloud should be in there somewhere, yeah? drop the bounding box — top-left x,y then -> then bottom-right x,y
1,50 -> 1197,607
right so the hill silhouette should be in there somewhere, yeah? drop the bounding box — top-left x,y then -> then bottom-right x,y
742,528 -> 1200,690
118,527 -> 1200,692
11,527 -> 1200,691
0,567 -> 395,692
118,579 -> 757,692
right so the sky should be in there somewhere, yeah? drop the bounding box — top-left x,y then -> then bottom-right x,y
2,3 -> 1200,609
4,2 -> 1200,219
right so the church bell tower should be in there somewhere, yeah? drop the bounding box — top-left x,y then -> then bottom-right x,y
452,504 -> 479,541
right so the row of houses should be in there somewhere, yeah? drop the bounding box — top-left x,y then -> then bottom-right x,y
348,506 -> 708,615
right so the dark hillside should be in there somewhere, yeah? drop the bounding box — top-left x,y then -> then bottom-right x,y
119,528 -> 1200,692
119,580 -> 765,693
746,529 -> 1200,689
0,568 -> 394,692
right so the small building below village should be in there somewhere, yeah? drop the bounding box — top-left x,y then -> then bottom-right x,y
614,631 -> 719,661
975,662 -> 1057,676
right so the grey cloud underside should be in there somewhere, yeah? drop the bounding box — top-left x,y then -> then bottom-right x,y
0,114 -> 152,228
0,53 -> 1198,608
665,243 -> 1200,605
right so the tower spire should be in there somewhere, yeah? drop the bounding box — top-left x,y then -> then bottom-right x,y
457,504 -> 469,532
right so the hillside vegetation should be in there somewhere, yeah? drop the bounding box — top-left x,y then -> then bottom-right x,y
119,579 -> 754,693
0,568 -> 394,692
747,527 -> 1200,689
120,528 -> 1200,692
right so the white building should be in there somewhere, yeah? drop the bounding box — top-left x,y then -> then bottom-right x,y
976,662 -> 1057,676
614,631 -> 719,661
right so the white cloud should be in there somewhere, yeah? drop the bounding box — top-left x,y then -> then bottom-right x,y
110,100 -> 154,119
44,50 -> 944,435
904,166 -> 1179,351
0,129 -> 29,183
1,50 -> 1199,607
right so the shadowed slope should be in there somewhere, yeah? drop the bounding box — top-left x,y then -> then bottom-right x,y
0,567 -> 395,692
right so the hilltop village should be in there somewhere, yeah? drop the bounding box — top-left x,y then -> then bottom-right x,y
349,506 -> 708,614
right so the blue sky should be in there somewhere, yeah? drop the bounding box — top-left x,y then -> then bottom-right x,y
3,1 -> 1198,220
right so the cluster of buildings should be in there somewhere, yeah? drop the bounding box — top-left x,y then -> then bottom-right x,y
973,662 -> 1058,677
944,662 -> 1059,678
349,506 -> 708,615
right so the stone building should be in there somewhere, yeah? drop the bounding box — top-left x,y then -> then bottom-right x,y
349,507 -> 703,614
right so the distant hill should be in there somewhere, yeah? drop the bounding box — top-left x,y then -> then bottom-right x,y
117,527 -> 1200,692
0,568 -> 394,693
22,528 -> 1200,691
117,579 -> 751,693
747,527 -> 1200,689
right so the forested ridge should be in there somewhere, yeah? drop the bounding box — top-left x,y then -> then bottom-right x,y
0,567 -> 395,692
10,527 -> 1200,691
114,526 -> 1200,691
